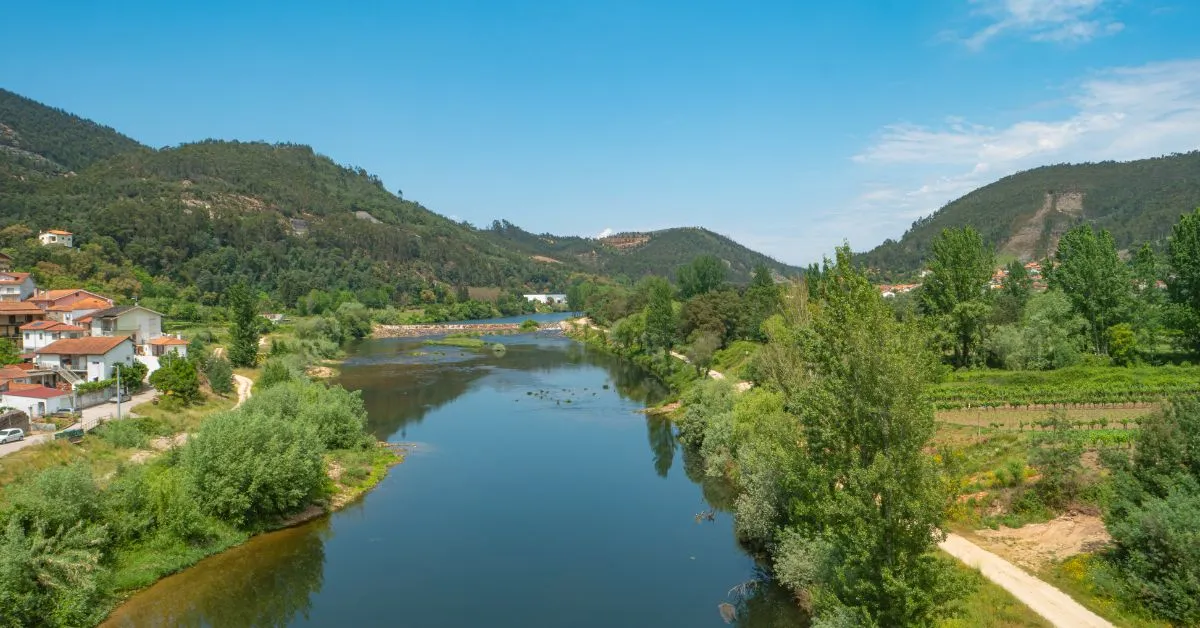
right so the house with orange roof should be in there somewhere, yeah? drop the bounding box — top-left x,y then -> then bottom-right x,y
34,336 -> 136,382
1,383 -> 72,418
0,301 -> 46,344
38,230 -> 73,248
20,320 -> 87,352
28,288 -> 113,311
0,271 -> 35,302
46,296 -> 113,325
148,335 -> 189,358
87,305 -> 164,355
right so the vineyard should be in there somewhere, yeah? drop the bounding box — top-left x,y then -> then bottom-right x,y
930,365 -> 1200,410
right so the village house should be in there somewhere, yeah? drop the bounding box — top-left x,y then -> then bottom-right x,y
0,271 -> 36,302
148,335 -> 189,358
20,320 -> 87,352
34,336 -> 136,383
81,305 -> 163,354
1,383 -> 72,418
46,296 -> 114,326
0,301 -> 46,344
38,230 -> 74,247
28,288 -> 113,311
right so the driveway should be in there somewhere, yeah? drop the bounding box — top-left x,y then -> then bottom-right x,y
73,387 -> 159,431
0,432 -> 53,458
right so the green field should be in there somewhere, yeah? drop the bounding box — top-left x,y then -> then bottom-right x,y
930,366 -> 1200,410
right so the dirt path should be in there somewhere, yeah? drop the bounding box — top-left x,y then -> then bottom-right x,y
940,533 -> 1112,628
971,514 -> 1110,572
233,374 -> 253,408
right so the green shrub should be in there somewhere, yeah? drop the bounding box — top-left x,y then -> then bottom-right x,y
182,410 -> 325,526
239,381 -> 370,450
94,420 -> 149,449
3,463 -> 101,534
257,358 -> 298,390
204,356 -> 234,395
519,318 -> 539,332
149,353 -> 201,404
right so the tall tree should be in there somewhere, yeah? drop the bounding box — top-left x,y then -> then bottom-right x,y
780,246 -> 961,625
642,276 -> 678,353
1049,225 -> 1131,355
1167,208 -> 1200,351
676,255 -> 727,299
1132,242 -> 1166,352
993,259 -> 1032,324
742,263 -> 781,340
227,283 -> 260,368
920,227 -> 994,367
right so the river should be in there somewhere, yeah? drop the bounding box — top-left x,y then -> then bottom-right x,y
103,330 -> 805,627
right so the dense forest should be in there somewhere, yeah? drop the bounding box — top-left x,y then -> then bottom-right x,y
860,152 -> 1200,278
485,220 -> 800,283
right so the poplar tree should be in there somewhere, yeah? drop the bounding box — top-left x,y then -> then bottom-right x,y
1167,208 -> 1200,350
920,227 -> 994,367
227,283 -> 260,368
1049,225 -> 1130,354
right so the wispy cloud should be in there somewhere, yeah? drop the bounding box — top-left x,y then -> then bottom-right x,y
960,0 -> 1123,50
849,59 -> 1200,246
596,227 -> 614,238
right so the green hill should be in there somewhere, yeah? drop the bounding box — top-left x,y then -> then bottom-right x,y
485,220 -> 800,283
0,88 -> 794,309
0,88 -> 143,176
859,152 -> 1200,278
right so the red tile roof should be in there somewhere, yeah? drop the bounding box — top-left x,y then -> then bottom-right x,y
0,366 -> 28,380
2,385 -> 68,400
36,336 -> 131,355
19,320 -> 86,332
46,296 -> 112,312
47,230 -> 72,236
149,336 -> 189,346
0,272 -> 31,285
0,302 -> 44,314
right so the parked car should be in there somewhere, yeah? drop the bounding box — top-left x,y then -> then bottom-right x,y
109,392 -> 132,403
0,428 -> 25,444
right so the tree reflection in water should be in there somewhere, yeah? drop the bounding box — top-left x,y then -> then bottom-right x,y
102,518 -> 330,628
646,414 -> 677,477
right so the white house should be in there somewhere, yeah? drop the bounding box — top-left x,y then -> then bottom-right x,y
20,320 -> 87,352
523,293 -> 568,305
46,296 -> 113,325
29,288 -> 112,311
148,335 -> 189,358
84,305 -> 163,354
35,336 -> 136,382
0,272 -> 36,302
1,384 -> 72,418
38,230 -> 74,247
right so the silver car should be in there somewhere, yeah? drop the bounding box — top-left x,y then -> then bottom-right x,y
0,428 -> 24,444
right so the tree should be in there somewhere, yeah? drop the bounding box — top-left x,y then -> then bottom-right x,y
113,360 -> 148,391
0,338 -> 21,365
987,290 -> 1088,370
335,301 -> 372,340
642,277 -> 677,353
1167,208 -> 1200,351
686,330 -> 721,376
775,246 -> 962,624
1132,243 -> 1166,353
1030,411 -> 1085,509
226,283 -> 260,368
920,227 -> 994,367
742,263 -> 781,340
204,356 -> 234,395
993,259 -> 1032,325
148,352 -> 201,404
1049,225 -> 1131,355
676,255 -> 727,299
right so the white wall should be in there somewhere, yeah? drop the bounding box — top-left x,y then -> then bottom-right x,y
34,353 -> 62,370
2,393 -> 69,418
85,341 -> 135,382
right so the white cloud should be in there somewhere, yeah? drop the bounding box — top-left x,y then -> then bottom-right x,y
961,0 -> 1123,49
596,227 -> 614,238
849,59 -> 1200,247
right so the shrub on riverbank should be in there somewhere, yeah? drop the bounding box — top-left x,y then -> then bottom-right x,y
0,378 -> 388,626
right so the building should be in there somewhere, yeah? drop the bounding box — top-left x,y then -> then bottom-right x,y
35,336 -> 136,383
0,301 -> 46,344
83,305 -> 163,354
0,271 -> 35,302
38,230 -> 74,247
28,289 -> 113,312
523,293 -> 568,304
46,296 -> 114,325
20,320 -> 87,352
148,335 -> 189,358
1,384 -> 72,418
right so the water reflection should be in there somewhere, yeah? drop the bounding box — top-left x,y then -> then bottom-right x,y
103,518 -> 330,627
646,414 -> 677,477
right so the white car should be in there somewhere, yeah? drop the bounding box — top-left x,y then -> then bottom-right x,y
0,428 -> 24,444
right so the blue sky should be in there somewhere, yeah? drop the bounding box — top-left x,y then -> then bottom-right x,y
3,0 -> 1199,265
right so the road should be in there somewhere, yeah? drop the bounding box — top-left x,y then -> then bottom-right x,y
233,374 -> 253,407
940,533 -> 1113,628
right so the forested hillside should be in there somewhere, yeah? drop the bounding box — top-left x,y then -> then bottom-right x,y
860,152 -> 1200,277
486,220 -> 800,283
0,88 -> 797,309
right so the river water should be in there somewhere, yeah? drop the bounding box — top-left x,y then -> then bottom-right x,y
103,332 -> 804,627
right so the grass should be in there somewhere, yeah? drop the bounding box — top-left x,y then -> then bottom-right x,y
129,393 -> 237,434
1040,554 -> 1171,628
711,340 -> 760,379
938,556 -> 1053,628
327,446 -> 402,505
937,406 -> 1153,429
424,335 -> 488,348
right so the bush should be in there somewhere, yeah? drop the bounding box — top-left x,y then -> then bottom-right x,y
94,419 -> 149,449
519,318 -> 539,332
114,360 -> 149,390
239,381 -> 370,450
182,410 -> 325,526
3,463 -> 101,534
257,358 -> 299,390
149,353 -> 201,404
204,356 -> 234,395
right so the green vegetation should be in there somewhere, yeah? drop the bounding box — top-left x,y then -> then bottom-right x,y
226,283 -> 260,368
922,227 -> 995,367
930,365 -> 1200,410
0,379 -> 393,626
519,318 -> 539,332
424,335 -> 488,349
148,353 -> 201,404
860,151 -> 1200,276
